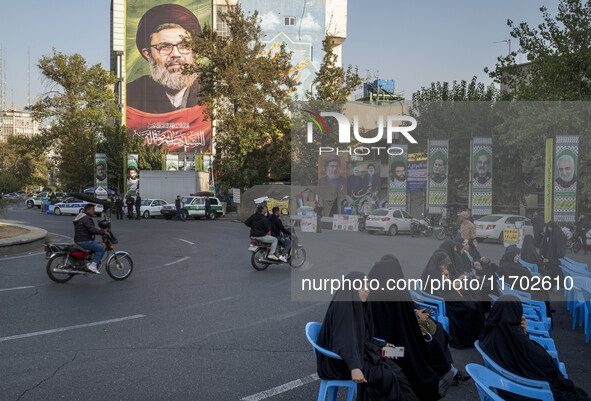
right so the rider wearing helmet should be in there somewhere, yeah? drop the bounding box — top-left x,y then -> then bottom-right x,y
74,204 -> 110,273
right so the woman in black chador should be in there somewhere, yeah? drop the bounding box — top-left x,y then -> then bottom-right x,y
367,255 -> 454,400
539,221 -> 567,278
480,295 -> 589,401
521,234 -> 543,265
316,271 -> 419,401
422,251 -> 485,349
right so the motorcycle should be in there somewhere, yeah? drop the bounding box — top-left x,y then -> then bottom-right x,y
249,231 -> 307,271
357,213 -> 367,232
562,224 -> 583,254
410,215 -> 433,237
45,228 -> 133,283
434,216 -> 459,240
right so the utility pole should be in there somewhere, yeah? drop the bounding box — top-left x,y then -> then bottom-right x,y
27,48 -> 31,106
493,39 -> 511,56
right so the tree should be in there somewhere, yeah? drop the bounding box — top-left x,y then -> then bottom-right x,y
29,49 -> 120,191
184,4 -> 297,192
486,0 -> 591,207
97,125 -> 166,194
0,135 -> 50,190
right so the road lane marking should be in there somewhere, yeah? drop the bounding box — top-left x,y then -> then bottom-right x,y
164,256 -> 190,266
240,373 -> 319,401
0,286 -> 35,292
0,252 -> 45,261
0,314 -> 146,343
177,238 -> 195,245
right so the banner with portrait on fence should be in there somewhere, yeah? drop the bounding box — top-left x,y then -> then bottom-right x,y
553,135 -> 578,222
427,139 -> 448,214
470,137 -> 492,216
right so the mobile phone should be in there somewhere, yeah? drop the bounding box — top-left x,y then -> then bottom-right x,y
382,346 -> 405,358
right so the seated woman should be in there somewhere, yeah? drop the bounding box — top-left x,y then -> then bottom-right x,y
438,239 -> 468,278
316,271 -> 419,401
468,237 -> 497,276
480,295 -> 589,401
422,251 -> 485,349
521,234 -> 543,266
367,255 -> 455,400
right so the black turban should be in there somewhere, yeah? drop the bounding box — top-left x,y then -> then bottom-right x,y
136,4 -> 202,53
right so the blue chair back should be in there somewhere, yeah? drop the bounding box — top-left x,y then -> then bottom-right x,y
518,258 -> 539,273
474,341 -> 551,390
466,364 -> 555,401
305,322 -> 343,360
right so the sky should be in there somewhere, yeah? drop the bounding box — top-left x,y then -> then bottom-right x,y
0,0 -> 553,108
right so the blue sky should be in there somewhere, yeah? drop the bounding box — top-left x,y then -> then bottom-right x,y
0,0 -> 551,107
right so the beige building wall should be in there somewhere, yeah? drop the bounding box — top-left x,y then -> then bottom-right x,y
0,109 -> 40,142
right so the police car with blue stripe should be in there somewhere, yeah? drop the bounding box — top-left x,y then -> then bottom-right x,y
52,197 -> 104,216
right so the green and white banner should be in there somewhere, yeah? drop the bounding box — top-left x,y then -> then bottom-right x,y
126,153 -> 139,191
553,135 -> 578,222
388,145 -> 407,209
165,154 -> 179,171
428,139 -> 448,214
95,153 -> 107,188
470,137 -> 492,216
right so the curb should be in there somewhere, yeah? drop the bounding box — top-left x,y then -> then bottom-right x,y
0,223 -> 48,257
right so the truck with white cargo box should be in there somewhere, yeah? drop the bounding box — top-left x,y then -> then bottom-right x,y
131,170 -> 209,204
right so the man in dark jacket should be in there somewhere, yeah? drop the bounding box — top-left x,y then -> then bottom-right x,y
174,195 -> 185,221
74,204 -> 109,273
245,205 -> 278,260
532,210 -> 545,247
268,207 -> 291,262
135,192 -> 142,220
126,195 -> 135,219
205,196 -> 211,220
115,196 -> 124,220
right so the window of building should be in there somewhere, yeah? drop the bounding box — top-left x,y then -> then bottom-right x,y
284,16 -> 295,26
216,5 -> 235,39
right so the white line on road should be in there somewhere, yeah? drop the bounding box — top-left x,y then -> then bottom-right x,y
240,373 -> 319,401
164,256 -> 190,266
0,252 -> 45,261
0,314 -> 146,343
0,286 -> 35,293
177,238 -> 195,246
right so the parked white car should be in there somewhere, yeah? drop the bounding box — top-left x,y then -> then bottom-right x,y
53,197 -> 104,216
365,208 -> 414,235
140,199 -> 168,219
475,214 -> 534,243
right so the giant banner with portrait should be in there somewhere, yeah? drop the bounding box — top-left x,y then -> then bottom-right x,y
125,1 -> 212,153
95,153 -> 108,188
553,136 -> 578,222
470,137 -> 492,216
427,139 -> 448,215
126,153 -> 139,191
388,145 -> 407,209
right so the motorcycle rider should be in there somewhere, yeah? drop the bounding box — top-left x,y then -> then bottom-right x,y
245,204 -> 278,260
268,206 -> 291,263
73,204 -> 110,274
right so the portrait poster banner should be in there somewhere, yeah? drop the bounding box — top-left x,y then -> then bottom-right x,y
318,154 -> 348,198
407,153 -> 427,192
553,136 -> 578,222
126,153 -> 139,191
427,139 -> 448,214
164,154 -> 179,171
125,0 -> 212,153
388,145 -> 407,208
95,153 -> 107,188
544,138 -> 554,223
470,137 -> 492,216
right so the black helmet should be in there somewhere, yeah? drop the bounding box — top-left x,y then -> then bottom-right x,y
98,219 -> 111,229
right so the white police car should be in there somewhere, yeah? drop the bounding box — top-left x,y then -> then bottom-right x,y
52,197 -> 104,216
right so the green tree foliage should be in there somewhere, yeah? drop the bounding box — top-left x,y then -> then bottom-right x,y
29,49 -> 120,191
184,4 -> 297,192
0,173 -> 20,193
0,135 -> 50,190
97,125 -> 166,194
487,0 -> 591,207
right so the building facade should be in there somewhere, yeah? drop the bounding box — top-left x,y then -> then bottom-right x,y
0,108 -> 40,142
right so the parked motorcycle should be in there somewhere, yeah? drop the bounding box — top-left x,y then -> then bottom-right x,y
562,224 -> 583,254
410,215 -> 433,237
45,226 -> 133,283
357,213 -> 367,232
434,217 -> 459,240
249,231 -> 306,271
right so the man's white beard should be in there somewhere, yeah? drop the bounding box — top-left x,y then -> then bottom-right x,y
327,172 -> 340,180
477,167 -> 488,175
149,58 -> 196,92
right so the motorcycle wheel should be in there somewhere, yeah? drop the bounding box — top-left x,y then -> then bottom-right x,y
572,239 -> 582,254
46,254 -> 74,283
434,227 -> 446,240
251,249 -> 270,271
106,252 -> 134,280
411,228 -> 418,237
423,227 -> 433,237
290,248 -> 307,268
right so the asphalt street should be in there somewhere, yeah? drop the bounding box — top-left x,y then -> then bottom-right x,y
1,205 -> 590,400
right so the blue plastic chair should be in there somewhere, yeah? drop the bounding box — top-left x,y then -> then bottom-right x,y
580,288 -> 591,343
305,322 -> 356,401
526,319 -> 552,336
529,336 -> 567,378
466,364 -> 555,401
518,258 -> 540,274
474,341 -> 552,391
410,291 -> 449,333
563,257 -> 589,271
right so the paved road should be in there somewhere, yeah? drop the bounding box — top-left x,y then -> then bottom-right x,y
1,206 -> 590,400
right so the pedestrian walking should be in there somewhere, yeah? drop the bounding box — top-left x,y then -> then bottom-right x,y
205,196 -> 211,220
115,195 -> 124,220
135,192 -> 142,220
126,195 -> 134,219
174,195 -> 185,221
314,201 -> 323,233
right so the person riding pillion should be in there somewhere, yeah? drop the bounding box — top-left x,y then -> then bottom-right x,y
268,206 -> 291,263
74,204 -> 110,274
245,205 -> 279,260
